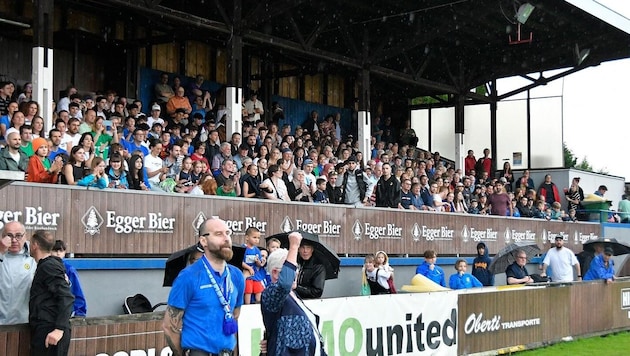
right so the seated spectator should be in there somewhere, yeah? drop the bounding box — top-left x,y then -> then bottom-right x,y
410,182 -> 427,210
106,153 -> 128,189
241,163 -> 262,198
287,169 -> 312,202
199,173 -> 217,195
166,86 -> 191,118
468,198 -> 480,214
415,250 -> 446,287
77,132 -> 96,168
506,249 -> 534,285
260,164 -> 290,201
563,208 -> 578,222
77,157 -> 108,189
453,191 -> 468,213
127,154 -> 149,191
549,202 -> 565,220
583,247 -> 615,283
532,200 -> 548,219
448,260 -> 482,289
26,137 -> 63,183
0,130 -> 28,172
190,161 -> 204,185
60,146 -> 88,185
216,179 -> 237,197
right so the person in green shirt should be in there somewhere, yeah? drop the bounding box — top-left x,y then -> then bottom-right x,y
618,195 -> 630,223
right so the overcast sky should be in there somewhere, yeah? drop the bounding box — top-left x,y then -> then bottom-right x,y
548,1 -> 629,179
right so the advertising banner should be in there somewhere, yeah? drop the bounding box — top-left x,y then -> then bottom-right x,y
238,292 -> 459,356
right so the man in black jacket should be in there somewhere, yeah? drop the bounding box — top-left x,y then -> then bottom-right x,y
29,230 -> 74,356
375,163 -> 401,208
295,241 -> 326,299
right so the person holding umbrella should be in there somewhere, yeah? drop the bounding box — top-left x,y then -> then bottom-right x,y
261,231 -> 328,355
295,240 -> 327,299
583,247 -> 615,283
506,249 -> 535,285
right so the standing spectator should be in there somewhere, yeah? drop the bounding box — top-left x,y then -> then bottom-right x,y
243,91 -> 264,126
499,162 -> 514,192
241,227 -> 265,305
295,240 -> 326,299
364,254 -> 392,294
0,221 -> 35,325
162,218 -> 245,356
594,185 -> 608,198
488,180 -> 512,216
475,148 -> 492,179
565,177 -> 585,218
541,236 -> 581,282
337,156 -> 371,207
28,230 -> 74,355
538,174 -> 561,207
448,260 -> 483,289
618,195 -> 630,223
583,247 -> 615,283
375,162 -> 401,208
312,177 -> 330,203
472,243 -> 494,286
415,250 -> 446,287
398,178 -> 413,209
51,240 -> 87,317
261,232 -> 328,355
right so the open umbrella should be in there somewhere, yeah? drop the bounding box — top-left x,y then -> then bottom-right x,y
488,241 -> 541,274
583,238 -> 630,255
266,231 -> 340,280
163,243 -> 246,287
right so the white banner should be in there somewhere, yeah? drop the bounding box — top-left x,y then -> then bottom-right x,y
238,292 -> 459,356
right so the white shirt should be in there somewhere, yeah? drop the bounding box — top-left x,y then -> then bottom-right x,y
61,133 -> 81,151
144,154 -> 164,185
543,246 -> 579,282
243,99 -> 264,122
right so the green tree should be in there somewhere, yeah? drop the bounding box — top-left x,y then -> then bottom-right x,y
563,142 -> 578,168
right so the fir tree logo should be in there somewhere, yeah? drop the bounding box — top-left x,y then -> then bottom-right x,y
82,206 -> 103,236
192,212 -> 207,235
541,229 -> 547,243
412,223 -> 421,242
461,225 -> 469,243
280,216 -> 293,233
352,220 -> 362,240
504,227 -> 511,242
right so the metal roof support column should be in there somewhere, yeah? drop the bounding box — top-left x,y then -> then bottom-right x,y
490,92 -> 498,176
32,0 -> 54,136
226,0 -> 243,137
357,68 -> 371,165
454,94 -> 465,172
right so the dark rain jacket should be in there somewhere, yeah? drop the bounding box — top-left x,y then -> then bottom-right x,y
295,257 -> 326,299
29,256 -> 75,331
472,242 -> 494,286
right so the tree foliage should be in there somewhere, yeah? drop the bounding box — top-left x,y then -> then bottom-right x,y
564,142 -> 605,173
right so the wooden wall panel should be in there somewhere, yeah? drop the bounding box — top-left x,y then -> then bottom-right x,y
0,182 -> 601,256
215,48 -> 227,84
327,75 -> 344,107
151,43 -> 179,74
185,41 -> 211,79
304,74 -> 323,104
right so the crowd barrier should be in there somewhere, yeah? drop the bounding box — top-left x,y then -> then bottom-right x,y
0,182 -> 600,256
2,280 -> 629,355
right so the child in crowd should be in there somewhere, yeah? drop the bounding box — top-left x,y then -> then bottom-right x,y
533,200 -> 547,219
550,201 -> 565,220
415,250 -> 446,287
363,254 -> 392,295
241,227 -> 265,304
267,237 -> 281,254
190,160 -> 203,185
563,208 -> 578,222
312,177 -> 329,203
254,247 -> 271,289
468,199 -> 480,214
178,156 -> 193,185
375,250 -> 396,293
216,179 -> 236,197
449,259 -> 483,290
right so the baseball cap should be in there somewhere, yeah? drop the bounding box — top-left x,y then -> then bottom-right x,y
151,104 -> 161,111
604,247 -> 614,255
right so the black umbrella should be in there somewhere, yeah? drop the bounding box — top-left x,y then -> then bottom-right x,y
163,243 -> 246,287
488,241 -> 541,274
266,231 -> 340,280
583,238 -> 630,256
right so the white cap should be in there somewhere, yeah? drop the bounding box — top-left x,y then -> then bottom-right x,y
151,104 -> 161,111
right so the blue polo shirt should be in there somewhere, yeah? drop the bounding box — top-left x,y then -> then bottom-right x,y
168,259 -> 245,353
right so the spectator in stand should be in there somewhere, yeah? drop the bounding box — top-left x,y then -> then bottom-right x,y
498,162 -> 514,192
517,196 -> 534,217
166,86 -> 191,119
398,178 -> 413,209
618,195 -> 630,223
60,146 -> 87,185
538,174 -> 561,207
474,148 -> 492,179
468,198 -> 480,214
260,164 -> 290,201
241,163 -> 262,198
106,153 -> 128,189
594,185 -> 608,198
287,169 -> 312,202
127,154 -> 149,191
0,101 -> 19,141
48,129 -> 67,162
17,82 -> 32,104
154,72 -> 174,105
73,156 -> 106,189
488,180 -> 512,216
26,137 -> 63,183
565,177 -> 585,219
375,163 -> 400,208
516,169 -> 535,191
31,116 -> 44,139
453,191 -> 468,213
415,250 -> 446,287
0,130 -> 28,172
337,156 -> 371,207
506,249 -> 534,285
472,243 -> 494,286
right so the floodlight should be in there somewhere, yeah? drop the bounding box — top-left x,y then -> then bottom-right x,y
515,3 -> 535,24
575,44 -> 590,66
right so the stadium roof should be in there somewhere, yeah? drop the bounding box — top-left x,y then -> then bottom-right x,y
63,0 -> 630,100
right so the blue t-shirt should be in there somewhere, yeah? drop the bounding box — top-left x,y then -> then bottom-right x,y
243,245 -> 263,281
167,258 -> 245,353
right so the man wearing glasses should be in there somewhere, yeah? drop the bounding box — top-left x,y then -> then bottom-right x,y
163,218 -> 245,356
506,250 -> 534,285
0,221 -> 36,325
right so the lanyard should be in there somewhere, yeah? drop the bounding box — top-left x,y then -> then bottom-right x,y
201,255 -> 233,317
